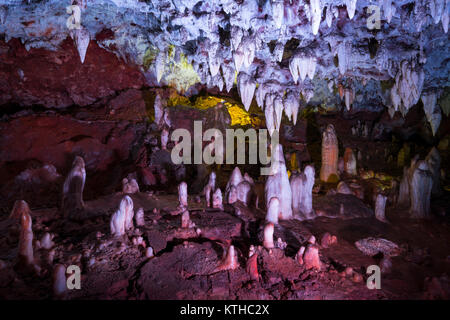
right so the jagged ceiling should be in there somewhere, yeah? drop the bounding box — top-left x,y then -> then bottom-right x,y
0,0 -> 449,132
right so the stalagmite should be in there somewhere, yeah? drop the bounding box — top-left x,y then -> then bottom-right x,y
39,233 -> 55,250
181,210 -> 195,229
110,195 -> 134,237
425,147 -> 441,196
214,245 -> 239,272
154,94 -> 164,128
263,223 -> 275,249
10,200 -> 31,220
265,144 -> 293,220
226,167 -> 244,200
122,178 -> 139,194
320,124 -> 339,183
135,207 -> 145,227
243,173 -> 254,185
161,127 -> 169,150
303,244 -> 321,271
71,26 -> 90,64
227,185 -> 238,204
236,181 -> 252,206
238,72 -> 256,111
246,245 -> 259,281
290,165 -> 316,220
61,156 -> 86,217
266,197 -> 280,224
345,0 -> 357,20
212,188 -> 224,210
409,161 -> 433,219
398,155 -> 420,206
18,207 -> 34,267
178,182 -> 188,210
203,172 -> 216,208
53,264 -> 67,298
375,194 -> 388,223
344,147 -> 357,175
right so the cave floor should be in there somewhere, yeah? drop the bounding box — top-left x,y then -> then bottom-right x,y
1,191 -> 449,300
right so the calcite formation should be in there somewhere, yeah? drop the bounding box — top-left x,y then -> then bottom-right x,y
290,165 -> 316,220
61,156 -> 86,218
409,160 -> 433,219
320,125 -> 339,183
265,144 -> 293,220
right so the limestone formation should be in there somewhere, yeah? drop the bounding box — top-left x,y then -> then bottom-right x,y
290,165 -> 315,220
375,194 -> 388,223
265,144 -> 293,220
61,156 -> 86,217
320,125 -> 339,183
212,188 -> 224,210
425,147 -> 441,196
263,223 -> 275,249
122,178 -> 139,194
409,160 -> 433,219
110,195 -> 134,237
344,148 -> 357,175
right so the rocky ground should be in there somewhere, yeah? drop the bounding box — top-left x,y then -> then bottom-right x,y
0,180 -> 449,300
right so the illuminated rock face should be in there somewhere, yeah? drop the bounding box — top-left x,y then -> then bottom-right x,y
320,125 -> 339,183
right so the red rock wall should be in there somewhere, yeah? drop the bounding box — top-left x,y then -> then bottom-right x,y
0,38 -> 145,108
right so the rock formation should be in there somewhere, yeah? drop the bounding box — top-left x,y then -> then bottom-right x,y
320,125 -> 339,183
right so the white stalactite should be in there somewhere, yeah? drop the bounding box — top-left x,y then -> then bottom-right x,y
71,26 -> 90,64
273,42 -> 284,62
221,63 -> 235,93
272,0 -> 284,29
238,72 -> 256,111
345,0 -> 357,20
326,6 -> 333,27
310,0 -> 322,35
